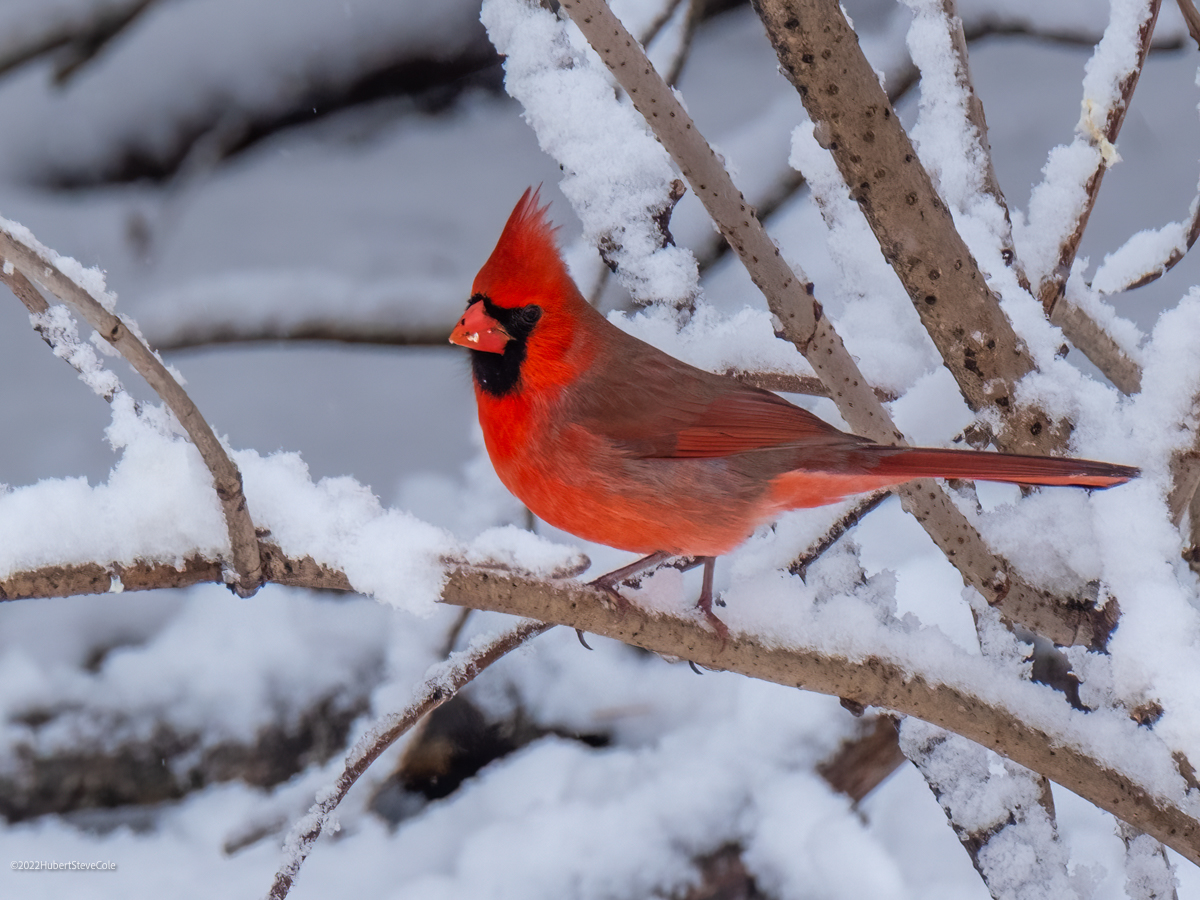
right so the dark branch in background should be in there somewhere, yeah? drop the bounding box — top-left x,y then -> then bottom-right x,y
1035,0 -> 1163,316
0,226 -> 264,597
0,0 -> 160,84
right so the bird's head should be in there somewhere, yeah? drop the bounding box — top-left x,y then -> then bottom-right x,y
450,187 -> 588,397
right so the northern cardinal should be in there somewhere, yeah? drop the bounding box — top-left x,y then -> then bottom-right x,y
450,189 -> 1137,632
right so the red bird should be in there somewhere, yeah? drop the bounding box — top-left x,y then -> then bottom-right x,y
450,189 -> 1137,631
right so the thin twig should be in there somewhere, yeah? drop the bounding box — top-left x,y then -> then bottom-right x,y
0,0 -> 160,82
1050,297 -> 1143,394
1035,0 -> 1163,315
787,493 -> 889,580
0,224 -> 264,596
266,618 -> 551,900
1177,0 -> 1200,49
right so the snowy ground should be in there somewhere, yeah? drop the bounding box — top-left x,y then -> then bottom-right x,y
2,1 -> 1200,898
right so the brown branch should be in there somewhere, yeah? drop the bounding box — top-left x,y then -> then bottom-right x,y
1050,297 -> 1143,394
787,492 -> 889,580
266,617 -> 551,900
445,567 -> 1200,865
817,714 -> 905,803
1035,0 -> 1163,315
1177,0 -> 1200,48
0,225 -> 264,596
4,547 -> 1197,866
753,0 -> 1065,457
557,0 -> 1120,650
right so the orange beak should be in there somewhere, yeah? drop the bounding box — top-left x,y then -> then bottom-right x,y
449,300 -> 512,355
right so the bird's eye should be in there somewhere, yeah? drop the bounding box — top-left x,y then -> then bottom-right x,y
516,305 -> 542,328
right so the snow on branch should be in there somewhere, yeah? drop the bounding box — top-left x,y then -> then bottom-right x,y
481,0 -> 700,308
1094,184 -> 1200,295
0,218 -> 265,596
1025,0 -> 1163,312
4,538 -> 1200,870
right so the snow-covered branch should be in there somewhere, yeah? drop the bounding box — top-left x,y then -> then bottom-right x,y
0,221 -> 265,596
5,541 -> 1200,868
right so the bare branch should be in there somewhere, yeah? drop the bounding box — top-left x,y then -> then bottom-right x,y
0,224 -> 264,596
816,714 -> 905,803
1050,298 -> 1143,394
266,618 -> 551,900
1034,0 -> 1163,314
1177,0 -> 1200,49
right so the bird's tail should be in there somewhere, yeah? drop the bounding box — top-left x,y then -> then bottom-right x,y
869,446 -> 1138,489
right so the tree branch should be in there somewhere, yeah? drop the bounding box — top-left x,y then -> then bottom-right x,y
0,224 -> 264,596
3,547 -> 1196,867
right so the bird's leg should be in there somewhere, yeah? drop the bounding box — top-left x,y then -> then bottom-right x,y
589,550 -> 674,603
694,556 -> 729,644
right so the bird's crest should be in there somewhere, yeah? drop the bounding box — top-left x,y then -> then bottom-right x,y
472,187 -> 574,310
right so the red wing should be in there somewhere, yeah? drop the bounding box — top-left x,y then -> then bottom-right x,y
664,389 -> 862,458
567,350 -> 864,460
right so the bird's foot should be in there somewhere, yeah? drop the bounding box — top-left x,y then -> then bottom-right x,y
695,556 -> 729,648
